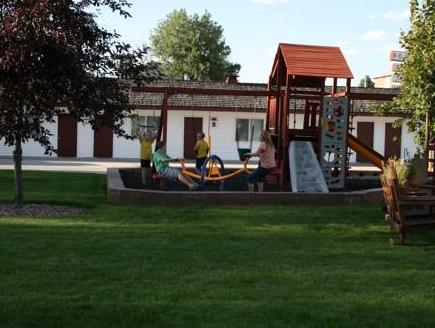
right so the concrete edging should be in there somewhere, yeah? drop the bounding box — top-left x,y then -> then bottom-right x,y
107,168 -> 383,206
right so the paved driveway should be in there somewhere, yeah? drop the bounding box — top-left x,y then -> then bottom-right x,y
0,157 -> 139,174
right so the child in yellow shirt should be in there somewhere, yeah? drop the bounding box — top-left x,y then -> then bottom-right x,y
139,129 -> 155,186
193,132 -> 209,171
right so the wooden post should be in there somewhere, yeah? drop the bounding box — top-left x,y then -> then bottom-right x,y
303,100 -> 310,129
310,102 -> 317,129
275,57 -> 281,133
162,92 -> 169,144
332,77 -> 338,95
266,77 -> 272,130
344,78 -> 352,189
280,74 -> 291,187
275,96 -> 280,132
155,91 -> 169,151
345,78 -> 351,96
318,82 -> 325,129
316,82 -> 325,158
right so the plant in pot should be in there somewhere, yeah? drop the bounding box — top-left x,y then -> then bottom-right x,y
384,158 -> 411,188
394,158 -> 410,186
407,152 -> 427,185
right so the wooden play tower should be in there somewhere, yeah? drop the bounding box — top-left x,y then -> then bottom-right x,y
266,43 -> 354,189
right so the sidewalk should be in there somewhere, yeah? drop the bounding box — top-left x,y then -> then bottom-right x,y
0,156 -> 380,174
0,157 -> 139,174
0,157 -> 259,174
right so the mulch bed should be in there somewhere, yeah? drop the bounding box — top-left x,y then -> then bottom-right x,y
120,168 -> 381,192
0,204 -> 86,217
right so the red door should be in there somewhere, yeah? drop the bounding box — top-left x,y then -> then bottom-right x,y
93,118 -> 113,158
356,122 -> 374,163
58,114 -> 77,157
384,123 -> 402,159
183,117 -> 203,159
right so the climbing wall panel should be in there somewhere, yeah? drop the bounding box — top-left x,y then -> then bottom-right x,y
320,97 -> 349,190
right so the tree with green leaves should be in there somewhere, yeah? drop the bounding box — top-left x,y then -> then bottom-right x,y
150,9 -> 240,81
376,0 -> 435,151
0,0 -> 159,206
358,75 -> 375,88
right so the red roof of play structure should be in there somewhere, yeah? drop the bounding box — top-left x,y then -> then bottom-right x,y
278,43 -> 354,79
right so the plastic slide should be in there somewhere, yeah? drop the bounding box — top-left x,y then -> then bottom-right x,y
289,141 -> 329,193
347,134 -> 385,169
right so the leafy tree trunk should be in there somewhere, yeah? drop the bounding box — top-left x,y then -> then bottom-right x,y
424,110 -> 431,152
13,138 -> 24,207
0,1 -> 158,207
423,110 -> 431,180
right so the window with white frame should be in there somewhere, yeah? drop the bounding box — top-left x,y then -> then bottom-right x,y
235,119 -> 264,142
131,115 -> 160,137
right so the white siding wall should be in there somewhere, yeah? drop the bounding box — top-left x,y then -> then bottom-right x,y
0,119 -> 58,157
77,122 -> 94,158
349,116 -> 418,163
401,123 -> 419,159
0,112 -> 420,163
165,110 -> 185,158
108,109 -> 266,161
0,139 -> 13,156
166,110 -> 265,160
112,109 -> 159,159
112,118 -> 139,158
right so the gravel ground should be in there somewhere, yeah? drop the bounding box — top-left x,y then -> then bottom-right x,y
0,204 -> 86,217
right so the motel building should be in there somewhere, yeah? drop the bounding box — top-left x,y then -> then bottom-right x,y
0,79 -> 419,164
373,73 -> 402,89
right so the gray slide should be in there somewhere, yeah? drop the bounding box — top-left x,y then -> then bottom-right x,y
289,141 -> 329,193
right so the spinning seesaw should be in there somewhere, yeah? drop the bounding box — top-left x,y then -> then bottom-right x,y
180,155 -> 253,190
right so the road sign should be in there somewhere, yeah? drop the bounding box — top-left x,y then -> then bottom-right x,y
391,63 -> 402,72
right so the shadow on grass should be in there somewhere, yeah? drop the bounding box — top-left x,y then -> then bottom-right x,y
0,170 -> 106,208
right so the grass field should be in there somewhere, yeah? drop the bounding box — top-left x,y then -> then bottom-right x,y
1,170 -> 435,327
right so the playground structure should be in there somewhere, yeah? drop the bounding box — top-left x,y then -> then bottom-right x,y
265,43 -> 391,191
132,43 -> 397,191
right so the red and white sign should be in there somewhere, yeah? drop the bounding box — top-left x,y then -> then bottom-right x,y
391,63 -> 402,72
389,50 -> 407,62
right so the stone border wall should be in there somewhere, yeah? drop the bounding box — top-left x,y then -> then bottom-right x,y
107,168 -> 383,206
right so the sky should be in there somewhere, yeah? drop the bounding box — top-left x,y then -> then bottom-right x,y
96,0 -> 411,85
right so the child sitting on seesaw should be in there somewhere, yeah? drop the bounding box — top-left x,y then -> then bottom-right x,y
153,141 -> 200,191
193,132 -> 209,171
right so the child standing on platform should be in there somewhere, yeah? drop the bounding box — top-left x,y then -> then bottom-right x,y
245,130 -> 276,192
139,128 -> 156,186
193,132 -> 209,171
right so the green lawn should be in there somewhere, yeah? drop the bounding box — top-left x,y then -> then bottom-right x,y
1,170 -> 435,327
